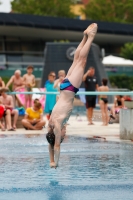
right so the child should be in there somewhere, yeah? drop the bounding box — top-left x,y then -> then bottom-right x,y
23,65 -> 36,108
54,70 -> 66,101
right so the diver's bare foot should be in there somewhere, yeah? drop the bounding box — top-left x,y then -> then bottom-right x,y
84,23 -> 97,38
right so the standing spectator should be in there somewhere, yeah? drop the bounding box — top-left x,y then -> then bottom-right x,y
83,67 -> 98,125
98,78 -> 109,126
6,70 -> 24,91
54,70 -> 66,101
0,77 -> 5,88
22,100 -> 46,130
23,65 -> 36,108
44,71 -> 57,120
54,70 -> 66,89
6,70 -> 25,107
0,88 -> 18,130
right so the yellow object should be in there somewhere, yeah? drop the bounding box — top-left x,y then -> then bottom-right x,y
26,107 -> 43,120
70,4 -> 86,19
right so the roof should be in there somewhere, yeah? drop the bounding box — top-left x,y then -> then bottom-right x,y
102,55 -> 133,66
0,12 -> 133,35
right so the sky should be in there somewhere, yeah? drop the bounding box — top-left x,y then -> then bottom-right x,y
0,0 -> 12,12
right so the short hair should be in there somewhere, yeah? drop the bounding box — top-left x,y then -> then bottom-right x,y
34,101 -> 42,109
0,87 -> 9,94
102,78 -> 108,86
89,66 -> 95,70
15,70 -> 21,75
34,98 -> 40,103
48,71 -> 56,76
27,65 -> 34,70
58,70 -> 65,76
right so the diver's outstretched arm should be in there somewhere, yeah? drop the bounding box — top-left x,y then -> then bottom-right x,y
53,125 -> 62,167
49,144 -> 55,167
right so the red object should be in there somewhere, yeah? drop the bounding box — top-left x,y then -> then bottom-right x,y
125,97 -> 132,101
0,106 -> 4,118
82,0 -> 89,5
46,114 -> 50,120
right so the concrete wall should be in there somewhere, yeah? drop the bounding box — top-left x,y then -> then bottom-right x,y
120,109 -> 133,140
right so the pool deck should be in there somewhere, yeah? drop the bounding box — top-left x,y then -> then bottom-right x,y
1,115 -> 132,144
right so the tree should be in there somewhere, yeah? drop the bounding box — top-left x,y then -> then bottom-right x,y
120,43 -> 133,60
109,75 -> 133,90
11,0 -> 76,18
81,0 -> 133,23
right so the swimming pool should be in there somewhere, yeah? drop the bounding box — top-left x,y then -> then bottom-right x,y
0,134 -> 133,200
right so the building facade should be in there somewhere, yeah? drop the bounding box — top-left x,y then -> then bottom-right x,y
0,13 -> 133,78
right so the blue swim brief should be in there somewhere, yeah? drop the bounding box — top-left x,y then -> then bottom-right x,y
60,79 -> 79,94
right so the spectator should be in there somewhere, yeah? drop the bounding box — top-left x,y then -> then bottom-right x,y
23,65 -> 36,108
0,88 -> 18,130
22,100 -> 46,130
6,70 -> 24,91
54,70 -> 66,89
0,100 -> 6,131
54,70 -> 66,101
6,70 -> 25,107
44,71 -> 57,120
98,78 -> 109,126
109,95 -> 125,122
0,77 -> 5,88
83,67 -> 98,125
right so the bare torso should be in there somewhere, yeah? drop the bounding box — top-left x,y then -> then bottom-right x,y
0,95 -> 13,108
49,90 -> 75,128
99,86 -> 109,98
12,76 -> 24,91
23,74 -> 35,86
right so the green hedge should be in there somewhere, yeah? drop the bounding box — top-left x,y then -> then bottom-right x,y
2,77 -> 12,91
109,74 -> 133,90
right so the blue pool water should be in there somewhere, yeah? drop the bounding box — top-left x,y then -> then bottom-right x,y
0,134 -> 133,200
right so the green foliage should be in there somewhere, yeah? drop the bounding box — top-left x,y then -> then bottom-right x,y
81,0 -> 133,23
2,77 -> 12,91
120,43 -> 133,60
109,74 -> 133,90
11,0 -> 76,18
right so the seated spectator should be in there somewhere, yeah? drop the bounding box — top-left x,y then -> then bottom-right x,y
22,100 -> 46,130
109,95 -> 125,122
0,77 -> 5,89
0,100 -> 6,131
0,100 -> 11,131
0,88 -> 18,130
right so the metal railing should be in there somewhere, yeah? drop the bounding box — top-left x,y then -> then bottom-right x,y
8,91 -> 133,96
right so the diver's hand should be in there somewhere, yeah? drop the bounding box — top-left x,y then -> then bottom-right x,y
50,162 -> 58,168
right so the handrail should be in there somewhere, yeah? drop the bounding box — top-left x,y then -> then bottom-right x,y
7,91 -> 133,96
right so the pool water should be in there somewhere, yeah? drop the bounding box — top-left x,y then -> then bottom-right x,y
0,134 -> 133,200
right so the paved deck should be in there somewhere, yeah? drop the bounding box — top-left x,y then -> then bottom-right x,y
1,115 -> 132,144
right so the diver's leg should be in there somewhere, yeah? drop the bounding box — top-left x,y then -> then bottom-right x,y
68,23 -> 97,88
65,34 -> 87,78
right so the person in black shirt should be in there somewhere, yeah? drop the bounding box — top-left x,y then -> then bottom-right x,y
83,67 -> 98,125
